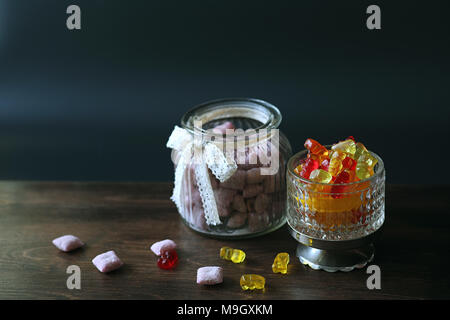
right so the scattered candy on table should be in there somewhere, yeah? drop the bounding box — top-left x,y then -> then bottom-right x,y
150,239 -> 177,255
52,235 -> 84,252
220,247 -> 246,263
272,252 -> 290,274
240,274 -> 265,291
92,250 -> 124,273
157,249 -> 178,270
196,266 -> 223,285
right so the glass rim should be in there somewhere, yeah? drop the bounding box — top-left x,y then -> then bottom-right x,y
180,98 -> 282,135
287,145 -> 385,187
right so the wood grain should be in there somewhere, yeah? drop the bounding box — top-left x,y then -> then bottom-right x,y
0,182 -> 449,299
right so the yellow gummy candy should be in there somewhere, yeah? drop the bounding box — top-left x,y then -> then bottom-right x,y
356,152 -> 378,180
220,247 -> 233,260
220,247 -> 246,263
309,169 -> 332,184
272,253 -> 290,274
328,151 -> 346,177
331,139 -> 356,157
240,274 -> 265,290
354,142 -> 368,161
231,249 -> 246,263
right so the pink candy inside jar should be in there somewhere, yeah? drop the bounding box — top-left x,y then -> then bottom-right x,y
168,98 -> 292,238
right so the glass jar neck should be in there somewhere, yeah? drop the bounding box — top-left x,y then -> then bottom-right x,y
180,98 -> 282,135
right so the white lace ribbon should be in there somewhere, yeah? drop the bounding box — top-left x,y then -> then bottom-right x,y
166,126 -> 237,225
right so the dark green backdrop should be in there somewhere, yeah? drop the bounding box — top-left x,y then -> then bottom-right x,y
0,0 -> 449,183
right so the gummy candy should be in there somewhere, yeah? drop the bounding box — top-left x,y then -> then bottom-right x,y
240,274 -> 265,290
347,167 -> 357,182
356,152 -> 378,180
328,151 -> 346,177
220,247 -> 246,263
297,158 -> 319,179
272,253 -> 290,274
294,137 -> 380,230
309,169 -> 333,184
297,138 -> 377,184
157,249 -> 178,270
331,139 -> 356,157
304,138 -> 328,157
331,170 -> 351,198
354,142 -> 368,161
342,157 -> 357,171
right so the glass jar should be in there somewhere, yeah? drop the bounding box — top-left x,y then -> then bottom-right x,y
287,148 -> 385,241
169,98 -> 292,238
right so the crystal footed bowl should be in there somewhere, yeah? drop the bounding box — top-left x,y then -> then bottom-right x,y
287,148 -> 385,242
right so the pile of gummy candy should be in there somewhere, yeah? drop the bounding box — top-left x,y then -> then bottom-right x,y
294,137 -> 378,189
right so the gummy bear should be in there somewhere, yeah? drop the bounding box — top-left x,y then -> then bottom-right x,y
331,139 -> 356,157
356,152 -> 378,180
301,137 -> 377,184
328,151 -> 346,177
220,247 -> 246,263
354,142 -> 368,161
240,274 -> 265,291
298,158 -> 319,179
219,246 -> 233,260
272,253 -> 290,274
309,169 -> 333,184
342,157 -> 357,171
157,249 -> 178,270
304,138 -> 328,157
331,170 -> 351,198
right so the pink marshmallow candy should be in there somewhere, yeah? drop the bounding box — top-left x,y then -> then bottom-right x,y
150,239 -> 177,256
52,235 -> 84,252
212,121 -> 235,134
197,266 -> 223,285
92,250 -> 124,273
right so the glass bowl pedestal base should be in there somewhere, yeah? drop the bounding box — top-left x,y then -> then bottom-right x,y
289,226 -> 382,272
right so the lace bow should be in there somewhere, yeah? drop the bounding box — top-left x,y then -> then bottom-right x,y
166,126 -> 238,225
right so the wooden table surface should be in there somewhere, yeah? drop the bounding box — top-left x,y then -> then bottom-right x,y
0,182 -> 449,300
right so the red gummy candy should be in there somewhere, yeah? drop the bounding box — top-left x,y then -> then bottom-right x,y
331,171 -> 351,199
300,158 -> 319,179
342,157 -> 357,171
320,158 -> 330,171
346,136 -> 355,142
157,249 -> 178,270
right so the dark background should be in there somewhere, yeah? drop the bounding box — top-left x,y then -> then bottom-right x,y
0,0 -> 449,183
